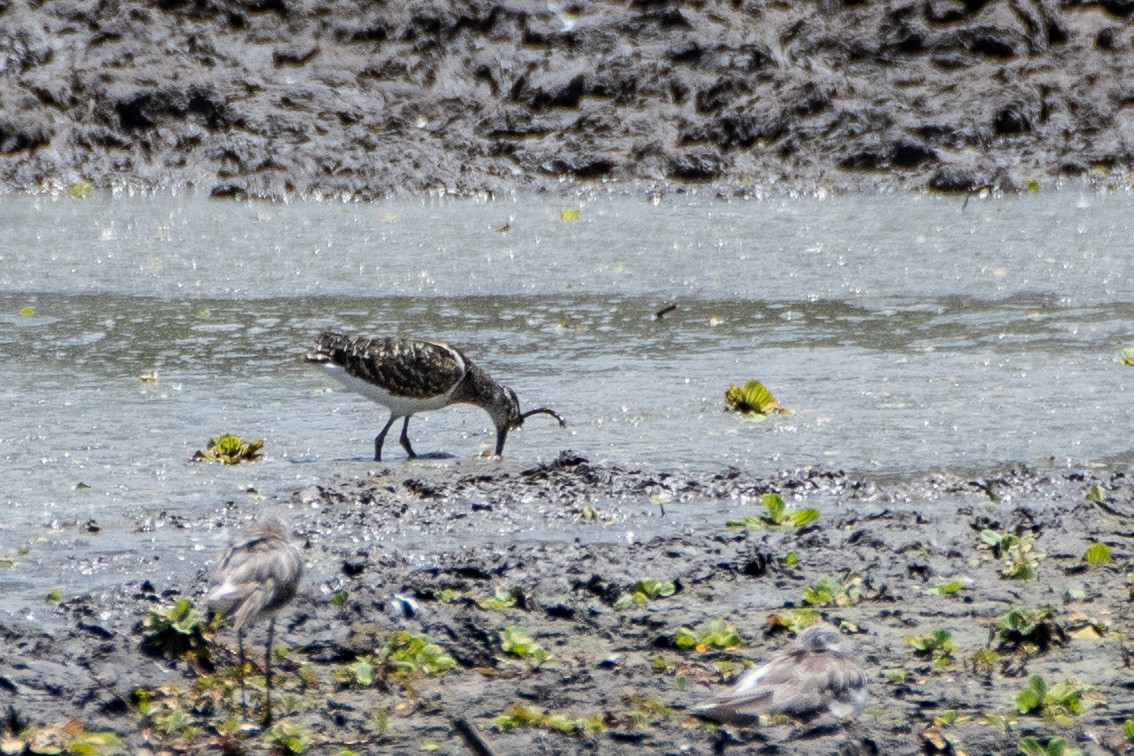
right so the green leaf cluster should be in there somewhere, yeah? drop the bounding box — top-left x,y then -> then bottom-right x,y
142,599 -> 213,665
479,585 -> 517,610
727,492 -> 819,530
724,380 -> 790,416
500,626 -> 549,663
995,606 -> 1064,655
905,629 -> 955,669
614,578 -> 676,610
1083,542 -> 1111,567
266,721 -> 311,754
673,617 -> 741,652
381,631 -> 456,677
1015,675 -> 1098,725
766,608 -> 820,635
925,579 -> 966,596
13,722 -> 124,755
494,704 -> 604,736
801,572 -> 862,608
192,433 -> 265,464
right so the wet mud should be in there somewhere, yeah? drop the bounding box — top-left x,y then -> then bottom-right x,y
3,454 -> 1134,754
2,1 -> 1134,198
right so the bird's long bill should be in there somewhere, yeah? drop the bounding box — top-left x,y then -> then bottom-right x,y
520,407 -> 567,427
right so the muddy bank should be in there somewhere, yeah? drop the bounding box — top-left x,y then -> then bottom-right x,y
2,455 -> 1133,754
2,1 -> 1134,199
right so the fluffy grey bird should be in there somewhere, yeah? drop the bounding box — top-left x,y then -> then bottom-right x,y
206,519 -> 304,726
306,331 -> 565,461
692,623 -> 868,726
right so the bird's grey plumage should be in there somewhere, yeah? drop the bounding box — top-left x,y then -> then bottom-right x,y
693,623 -> 868,726
207,519 -> 303,726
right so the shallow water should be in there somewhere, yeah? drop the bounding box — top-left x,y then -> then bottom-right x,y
1,190 -> 1132,611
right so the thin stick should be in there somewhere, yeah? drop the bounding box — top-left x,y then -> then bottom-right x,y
451,717 -> 498,756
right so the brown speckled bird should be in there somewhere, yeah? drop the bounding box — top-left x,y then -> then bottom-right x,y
306,331 -> 565,461
206,519 -> 304,726
693,623 -> 868,726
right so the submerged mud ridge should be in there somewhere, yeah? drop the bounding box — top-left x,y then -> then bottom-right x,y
3,455 -> 1134,754
2,1 -> 1134,198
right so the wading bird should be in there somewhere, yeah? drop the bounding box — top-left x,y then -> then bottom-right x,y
206,518 -> 304,726
306,332 -> 566,461
693,622 -> 868,726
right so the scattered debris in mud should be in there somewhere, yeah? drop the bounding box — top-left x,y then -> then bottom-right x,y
3,455 -> 1133,754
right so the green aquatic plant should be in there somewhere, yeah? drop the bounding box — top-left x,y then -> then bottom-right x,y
967,648 -> 1000,678
1014,675 -> 1099,725
1085,483 -> 1106,502
614,577 -> 676,610
329,590 -> 349,606
1120,348 -> 1134,367
673,617 -> 742,652
380,631 -> 456,677
192,432 -> 265,464
925,579 -> 966,596
499,625 -> 549,663
142,598 -> 213,666
334,655 -> 377,688
265,720 -> 311,754
905,629 -> 956,670
12,721 -> 124,755
427,587 -> 463,603
494,704 -> 604,736
801,572 -> 862,607
1018,736 -> 1081,756
766,608 -> 820,635
727,492 -> 819,529
996,606 -> 1066,655
982,531 -> 1042,580
724,379 -> 790,417
478,585 -> 517,610
1083,542 -> 1112,567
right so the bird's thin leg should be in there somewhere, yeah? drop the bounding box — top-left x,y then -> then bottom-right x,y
399,416 -> 417,458
374,415 -> 397,461
494,426 -> 508,457
237,628 -> 247,720
263,617 -> 276,727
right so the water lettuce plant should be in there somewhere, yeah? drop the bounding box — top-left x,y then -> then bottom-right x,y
192,433 -> 264,464
614,577 -> 677,610
801,572 -> 862,607
1015,675 -> 1099,724
905,629 -> 956,670
724,379 -> 790,417
380,631 -> 456,677
996,606 -> 1066,655
499,625 -> 549,663
673,617 -> 741,652
727,492 -> 819,529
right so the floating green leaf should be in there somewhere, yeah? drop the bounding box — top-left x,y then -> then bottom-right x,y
191,433 -> 264,464
724,380 -> 790,416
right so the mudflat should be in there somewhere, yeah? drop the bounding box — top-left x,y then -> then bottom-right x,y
3,454 -> 1132,754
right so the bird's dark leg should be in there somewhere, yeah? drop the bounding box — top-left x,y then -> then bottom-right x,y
237,628 -> 247,720
494,427 -> 508,457
374,415 -> 397,461
399,416 -> 417,458
263,617 -> 276,727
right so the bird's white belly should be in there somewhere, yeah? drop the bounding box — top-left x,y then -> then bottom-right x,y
323,364 -> 457,416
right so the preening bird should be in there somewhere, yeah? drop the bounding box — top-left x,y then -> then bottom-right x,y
306,331 -> 565,461
206,518 -> 304,726
692,623 -> 868,726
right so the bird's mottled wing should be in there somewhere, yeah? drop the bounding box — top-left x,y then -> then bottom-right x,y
207,525 -> 304,630
308,332 -> 466,399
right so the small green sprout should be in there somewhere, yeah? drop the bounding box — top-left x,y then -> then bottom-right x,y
905,629 -> 956,669
724,379 -> 791,417
1124,719 -> 1134,742
673,617 -> 741,652
1120,347 -> 1134,366
1085,484 -> 1106,502
925,579 -> 966,596
967,648 -> 1000,678
801,572 -> 862,607
494,704 -> 604,736
500,626 -> 549,663
727,492 -> 819,529
330,590 -> 349,606
479,585 -> 517,610
1083,542 -> 1111,567
428,587 -> 463,603
780,551 -> 799,568
922,710 -> 967,752
334,655 -> 376,688
1017,736 -> 1081,756
45,589 -> 63,603
1015,675 -> 1099,724
192,432 -> 265,464
614,578 -> 676,610
980,528 -> 1021,558
265,720 -> 311,754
